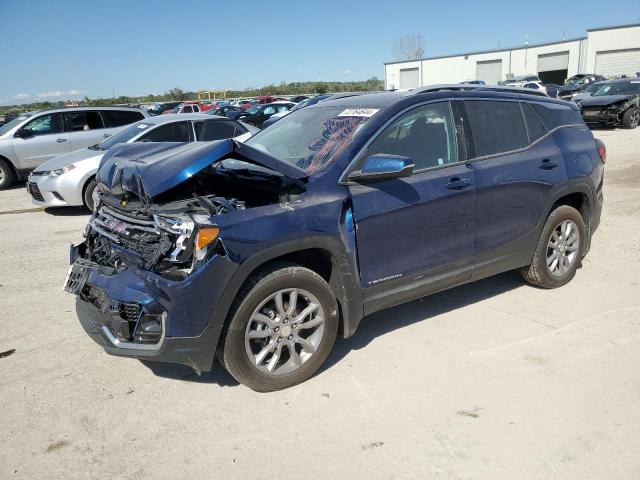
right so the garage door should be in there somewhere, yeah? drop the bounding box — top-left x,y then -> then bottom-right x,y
595,49 -> 640,77
400,68 -> 420,89
537,52 -> 569,72
476,60 -> 502,85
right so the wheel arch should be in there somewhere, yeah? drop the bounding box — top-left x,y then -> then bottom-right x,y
217,236 -> 363,339
0,154 -> 19,180
546,186 -> 593,255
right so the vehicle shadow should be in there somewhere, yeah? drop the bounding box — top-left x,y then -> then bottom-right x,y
144,270 -> 524,388
320,270 -> 525,373
44,206 -> 90,216
140,360 -> 240,387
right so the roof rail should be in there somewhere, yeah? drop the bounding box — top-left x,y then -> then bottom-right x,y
408,84 -> 548,98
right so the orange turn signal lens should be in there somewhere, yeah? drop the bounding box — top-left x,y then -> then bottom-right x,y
195,227 -> 219,250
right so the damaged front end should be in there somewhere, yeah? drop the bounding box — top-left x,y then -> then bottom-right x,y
581,95 -> 640,126
65,140 -> 307,369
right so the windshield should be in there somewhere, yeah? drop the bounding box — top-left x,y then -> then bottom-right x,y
246,105 -> 377,175
91,122 -> 150,150
592,82 -> 640,97
584,82 -> 602,93
0,114 -> 32,136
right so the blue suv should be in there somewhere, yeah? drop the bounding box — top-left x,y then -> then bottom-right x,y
65,86 -> 605,391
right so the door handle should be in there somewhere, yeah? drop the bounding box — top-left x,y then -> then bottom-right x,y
56,138 -> 67,143
446,177 -> 472,190
539,159 -> 558,170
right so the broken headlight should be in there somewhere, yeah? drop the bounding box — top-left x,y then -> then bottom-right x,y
153,213 -> 220,269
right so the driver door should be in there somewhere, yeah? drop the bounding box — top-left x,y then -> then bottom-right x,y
347,101 -> 475,312
13,112 -> 70,170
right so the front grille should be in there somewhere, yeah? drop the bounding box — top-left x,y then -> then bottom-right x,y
88,206 -> 174,269
119,303 -> 141,323
582,108 -> 603,119
28,182 -> 44,201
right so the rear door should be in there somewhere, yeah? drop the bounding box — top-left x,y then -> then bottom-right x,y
12,112 -> 69,169
347,101 -> 475,311
65,110 -> 108,151
463,99 -> 567,276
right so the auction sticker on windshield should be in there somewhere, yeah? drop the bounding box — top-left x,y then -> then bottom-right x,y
337,108 -> 379,117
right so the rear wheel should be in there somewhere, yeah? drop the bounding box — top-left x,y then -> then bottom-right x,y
218,263 -> 338,391
521,205 -> 586,288
0,159 -> 15,190
622,108 -> 639,129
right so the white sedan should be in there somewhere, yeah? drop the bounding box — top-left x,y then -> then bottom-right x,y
27,114 -> 256,210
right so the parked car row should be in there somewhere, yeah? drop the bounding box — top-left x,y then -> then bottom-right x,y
0,106 -> 150,190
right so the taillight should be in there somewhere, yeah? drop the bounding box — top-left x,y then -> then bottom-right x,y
595,138 -> 606,164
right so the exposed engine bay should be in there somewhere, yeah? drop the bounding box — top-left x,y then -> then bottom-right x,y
81,156 -> 305,281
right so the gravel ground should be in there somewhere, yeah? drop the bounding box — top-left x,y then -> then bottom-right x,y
1,127 -> 639,479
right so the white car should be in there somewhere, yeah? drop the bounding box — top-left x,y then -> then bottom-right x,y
509,81 -> 548,96
27,113 -> 257,210
0,106 -> 149,189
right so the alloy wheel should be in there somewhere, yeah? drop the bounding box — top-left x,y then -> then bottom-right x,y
244,288 -> 325,375
546,219 -> 580,277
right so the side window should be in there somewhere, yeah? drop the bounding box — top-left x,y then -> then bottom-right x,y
465,100 -> 528,157
364,101 -> 459,170
277,105 -> 289,113
524,83 -> 538,89
195,120 -> 238,141
23,113 -> 63,136
182,105 -> 193,113
101,110 -> 144,128
262,106 -> 275,115
531,103 -> 583,130
66,111 -> 105,131
193,105 -> 200,112
137,122 -> 191,142
521,102 -> 548,143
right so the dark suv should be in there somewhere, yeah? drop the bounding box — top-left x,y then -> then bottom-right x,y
65,86 -> 605,391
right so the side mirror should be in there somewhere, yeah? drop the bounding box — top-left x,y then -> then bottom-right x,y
348,154 -> 414,183
15,128 -> 34,139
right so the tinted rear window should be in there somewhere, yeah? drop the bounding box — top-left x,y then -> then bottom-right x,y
465,100 -> 528,157
530,103 -> 583,130
102,110 -> 145,128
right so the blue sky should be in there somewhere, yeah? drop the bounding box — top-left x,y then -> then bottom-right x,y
1,0 -> 638,105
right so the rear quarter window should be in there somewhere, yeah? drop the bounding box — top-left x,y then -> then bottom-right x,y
530,102 -> 583,130
102,110 -> 145,128
465,100 -> 529,157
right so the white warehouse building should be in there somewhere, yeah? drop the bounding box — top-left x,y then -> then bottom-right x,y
384,23 -> 640,89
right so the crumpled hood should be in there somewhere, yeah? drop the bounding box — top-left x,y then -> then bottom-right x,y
579,94 -> 636,107
96,139 -> 307,203
34,147 -> 103,172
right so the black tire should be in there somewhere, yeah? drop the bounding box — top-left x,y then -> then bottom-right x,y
521,205 -> 586,289
218,262 -> 339,392
621,108 -> 639,129
0,158 -> 16,190
82,178 -> 97,211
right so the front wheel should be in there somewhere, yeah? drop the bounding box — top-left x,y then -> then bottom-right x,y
83,178 -> 97,211
218,263 -> 338,391
521,205 -> 586,288
622,108 -> 639,129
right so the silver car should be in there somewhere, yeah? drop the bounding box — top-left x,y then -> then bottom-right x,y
27,113 -> 257,210
0,106 -> 149,189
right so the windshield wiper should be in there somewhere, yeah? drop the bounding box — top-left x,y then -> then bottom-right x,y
87,144 -> 103,151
